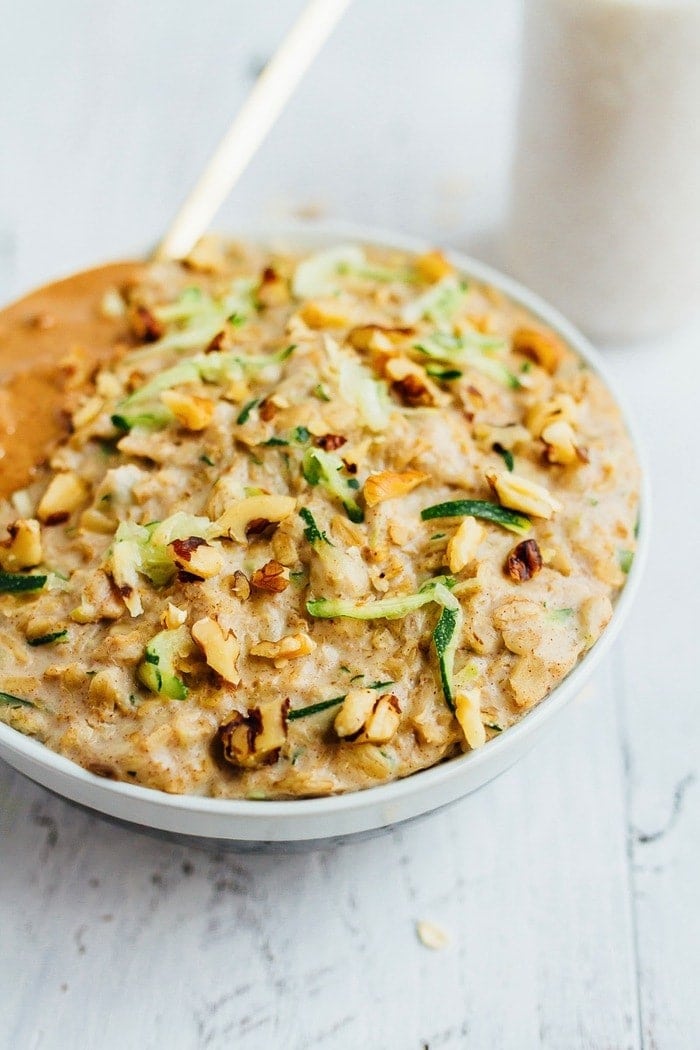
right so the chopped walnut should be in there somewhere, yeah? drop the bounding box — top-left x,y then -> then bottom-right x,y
415,250 -> 454,283
455,688 -> 486,749
213,494 -> 296,543
526,394 -> 578,438
231,570 -> 251,600
474,422 -> 530,452
513,326 -> 563,373
385,357 -> 447,407
363,469 -> 428,507
0,519 -> 43,571
169,538 -> 223,579
204,330 -> 230,354
334,689 -> 401,744
446,516 -> 484,573
541,420 -> 579,465
505,539 -> 543,582
392,372 -> 432,407
162,602 -> 187,629
348,324 -> 415,353
487,470 -> 562,519
128,304 -> 163,343
258,398 -> 277,422
160,390 -> 215,431
249,633 -> 317,668
191,617 -> 240,684
257,266 -> 290,307
315,433 -> 347,452
250,560 -> 290,593
37,473 -> 89,524
218,697 -> 290,769
299,301 -> 350,329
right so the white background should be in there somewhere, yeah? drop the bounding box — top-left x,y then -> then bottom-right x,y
1,2 -> 698,1047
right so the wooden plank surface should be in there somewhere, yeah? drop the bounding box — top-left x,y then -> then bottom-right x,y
0,2 -> 697,1047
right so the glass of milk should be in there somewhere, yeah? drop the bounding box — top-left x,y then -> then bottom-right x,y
506,0 -> 700,342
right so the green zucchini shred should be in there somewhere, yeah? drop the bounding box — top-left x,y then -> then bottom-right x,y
618,549 -> 634,574
137,627 -> 190,700
0,690 -> 35,708
433,605 -> 462,711
0,571 -> 48,594
288,695 -> 346,721
415,331 -> 520,389
27,629 -> 68,647
302,447 -> 364,522
495,445 -> 515,472
421,499 -> 530,536
237,398 -> 261,425
111,405 -> 174,432
288,680 -> 396,721
306,575 -> 456,621
299,508 -> 330,546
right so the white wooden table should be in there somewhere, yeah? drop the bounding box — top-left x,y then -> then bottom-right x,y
1,3 -> 697,1047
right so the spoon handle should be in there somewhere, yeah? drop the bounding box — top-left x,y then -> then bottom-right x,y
156,0 -> 351,262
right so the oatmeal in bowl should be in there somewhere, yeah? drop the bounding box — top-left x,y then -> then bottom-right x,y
0,233 -> 641,805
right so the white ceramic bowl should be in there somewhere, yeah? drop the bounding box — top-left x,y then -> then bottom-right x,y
0,223 -> 649,844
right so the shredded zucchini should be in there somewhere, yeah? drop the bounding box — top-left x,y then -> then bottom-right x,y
111,405 -> 174,432
27,629 -> 68,647
114,345 -> 294,430
137,626 -> 190,700
421,499 -> 531,536
306,575 -> 456,621
288,680 -> 396,721
302,447 -> 364,522
337,355 -> 391,432
0,571 -> 47,594
618,549 -> 634,574
415,332 -> 520,389
0,690 -> 35,708
287,695 -> 346,721
292,245 -> 366,298
402,276 -> 467,326
432,605 -> 462,711
107,513 -> 213,613
299,508 -> 329,545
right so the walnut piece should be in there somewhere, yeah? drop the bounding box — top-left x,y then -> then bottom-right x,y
250,560 -> 289,593
218,698 -> 290,769
505,539 -> 543,582
487,470 -> 562,519
446,516 -> 484,574
363,469 -> 429,508
191,617 -> 240,684
0,519 -> 43,571
214,494 -> 296,543
38,473 -> 89,524
249,633 -> 316,668
454,689 -> 486,749
513,326 -> 563,373
169,537 -> 223,580
334,689 -> 402,744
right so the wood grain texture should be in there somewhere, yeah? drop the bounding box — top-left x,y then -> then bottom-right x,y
0,2 -> 697,1048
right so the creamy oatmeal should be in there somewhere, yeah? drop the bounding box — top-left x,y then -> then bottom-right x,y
0,238 -> 640,798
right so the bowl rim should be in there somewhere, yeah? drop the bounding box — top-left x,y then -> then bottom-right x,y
0,220 -> 650,837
